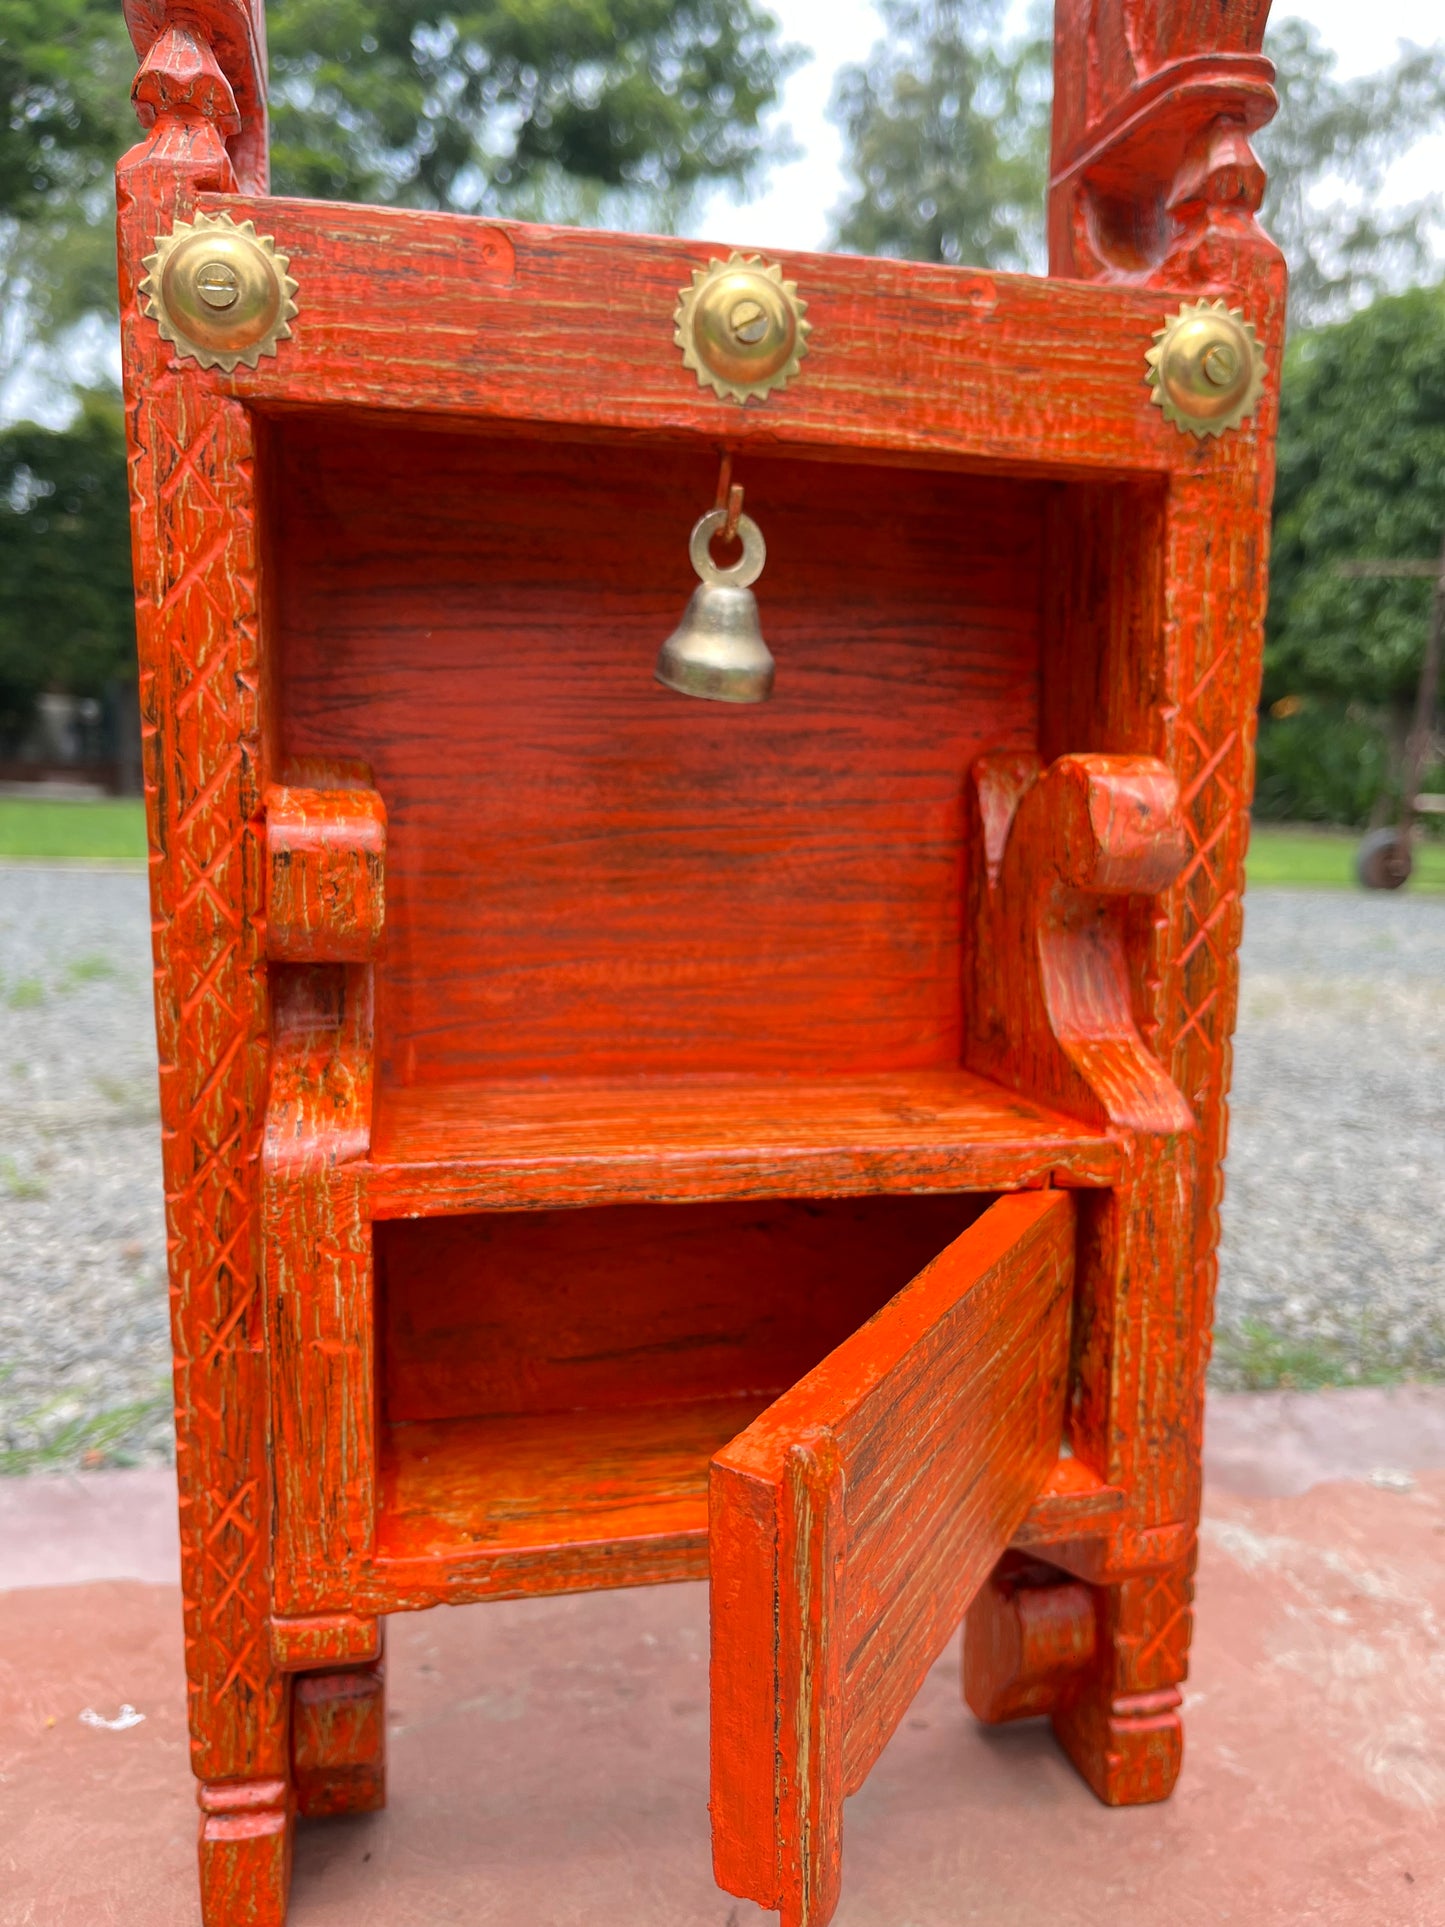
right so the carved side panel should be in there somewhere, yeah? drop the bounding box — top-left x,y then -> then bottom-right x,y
116,76 -> 281,1780
1043,0 -> 1289,1776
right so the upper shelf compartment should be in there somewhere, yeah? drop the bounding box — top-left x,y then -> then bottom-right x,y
366,1069 -> 1123,1217
193,195 -> 1195,478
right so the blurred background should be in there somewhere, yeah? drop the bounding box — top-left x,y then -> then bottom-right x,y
1,3 -> 1442,1475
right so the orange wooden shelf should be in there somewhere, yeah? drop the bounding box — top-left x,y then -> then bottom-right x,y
371,1396 -> 770,1604
365,1069 -> 1123,1218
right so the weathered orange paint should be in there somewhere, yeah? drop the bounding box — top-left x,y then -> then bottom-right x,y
115,2 -> 1284,1922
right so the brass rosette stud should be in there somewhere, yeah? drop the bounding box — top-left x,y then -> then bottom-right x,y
675,253 -> 810,404
140,211 -> 298,374
1145,298 -> 1266,439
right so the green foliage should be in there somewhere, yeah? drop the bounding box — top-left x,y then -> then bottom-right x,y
829,0 -> 1049,269
0,0 -> 134,221
266,0 -> 798,222
1252,703 -> 1396,827
0,390 -> 134,745
1258,20 -> 1445,329
1267,285 -> 1445,713
827,7 -> 1445,316
1,0 -> 796,364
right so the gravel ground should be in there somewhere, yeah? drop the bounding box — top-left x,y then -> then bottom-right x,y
0,866 -> 1441,1470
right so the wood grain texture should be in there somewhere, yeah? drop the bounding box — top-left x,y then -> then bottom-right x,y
1033,0 -> 1288,1811
710,1191 -> 1074,1926
377,1194 -> 990,1427
963,1554 -> 1098,1723
179,193 -> 1243,477
264,784 -> 386,963
368,1072 -> 1122,1216
274,425 -> 1043,1087
116,47 -> 288,1920
290,1649 -> 387,1819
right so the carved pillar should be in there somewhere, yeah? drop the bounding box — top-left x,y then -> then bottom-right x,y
1034,0 -> 1288,1804
116,8 -> 294,1921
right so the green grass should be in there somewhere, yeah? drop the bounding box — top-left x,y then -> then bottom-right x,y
1211,1318 -> 1407,1392
0,796 -> 147,861
1246,825 -> 1445,892
0,1392 -> 172,1475
2,797 -> 1443,892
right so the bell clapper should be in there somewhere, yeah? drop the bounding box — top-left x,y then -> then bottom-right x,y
654,496 -> 777,704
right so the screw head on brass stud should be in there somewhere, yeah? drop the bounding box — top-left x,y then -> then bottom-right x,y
140,211 -> 298,374
675,253 -> 810,404
1145,298 -> 1266,439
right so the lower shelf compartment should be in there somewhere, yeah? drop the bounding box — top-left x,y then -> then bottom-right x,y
373,1396 -> 771,1603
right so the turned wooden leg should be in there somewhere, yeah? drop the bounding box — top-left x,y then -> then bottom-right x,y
198,1777 -> 295,1927
292,1640 -> 387,1819
1050,1559 -> 1192,1806
963,1554 -> 1097,1724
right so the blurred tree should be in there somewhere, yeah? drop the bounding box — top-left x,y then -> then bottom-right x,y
0,391 -> 133,750
828,6 -> 1445,324
2,0 -> 796,371
1259,19 -> 1445,328
1257,283 -> 1445,823
829,0 -> 1049,270
1267,283 -> 1445,711
265,0 -> 797,226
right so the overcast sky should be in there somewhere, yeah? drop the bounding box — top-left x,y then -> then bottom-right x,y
697,0 -> 1445,252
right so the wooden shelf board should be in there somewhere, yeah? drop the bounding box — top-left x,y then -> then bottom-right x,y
370,1395 -> 770,1606
366,1069 -> 1122,1218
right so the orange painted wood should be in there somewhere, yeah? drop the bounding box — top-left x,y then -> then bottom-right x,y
264,783 -> 386,964
1012,1451 -> 1128,1549
377,1195 -> 989,1428
115,3 -> 1286,1920
186,194 -> 1210,477
367,1072 -> 1122,1216
710,1191 -> 1075,1926
273,424 -> 1044,1087
963,1555 -> 1098,1723
291,1648 -> 387,1819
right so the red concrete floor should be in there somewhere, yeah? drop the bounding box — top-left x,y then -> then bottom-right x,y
2,1388 -> 1443,1927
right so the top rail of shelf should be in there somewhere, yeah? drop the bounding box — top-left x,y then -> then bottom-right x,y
184,196 -> 1255,481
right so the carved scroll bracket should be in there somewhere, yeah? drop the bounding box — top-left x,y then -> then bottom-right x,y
1048,2 -> 1282,289
966,752 -> 1194,1136
125,1 -> 269,194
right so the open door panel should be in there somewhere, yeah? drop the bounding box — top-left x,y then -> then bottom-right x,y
709,1189 -> 1075,1927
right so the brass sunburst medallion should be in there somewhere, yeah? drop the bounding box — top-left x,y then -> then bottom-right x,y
1145,298 -> 1266,439
140,211 -> 298,374
674,253 -> 810,404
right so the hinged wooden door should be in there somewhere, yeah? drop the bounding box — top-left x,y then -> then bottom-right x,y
709,1188 -> 1075,1927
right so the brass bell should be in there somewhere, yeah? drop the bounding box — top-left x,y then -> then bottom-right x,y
655,508 -> 775,704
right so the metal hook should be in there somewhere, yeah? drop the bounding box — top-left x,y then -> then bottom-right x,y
714,452 -> 744,547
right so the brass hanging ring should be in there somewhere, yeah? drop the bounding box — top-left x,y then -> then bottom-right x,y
689,509 -> 766,588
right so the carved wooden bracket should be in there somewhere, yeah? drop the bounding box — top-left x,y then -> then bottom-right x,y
291,1645 -> 387,1818
966,751 -> 1194,1136
265,784 -> 387,964
964,1554 -> 1097,1724
124,1 -> 268,194
1048,0 -> 1280,287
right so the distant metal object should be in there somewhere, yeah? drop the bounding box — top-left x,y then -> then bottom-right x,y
1336,532 -> 1445,889
1355,826 -> 1413,891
